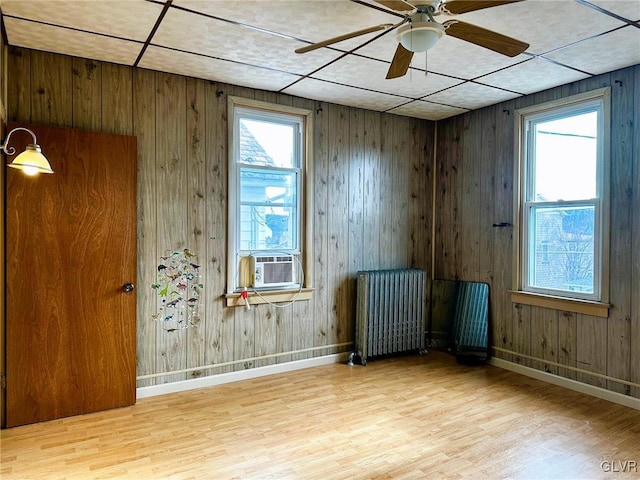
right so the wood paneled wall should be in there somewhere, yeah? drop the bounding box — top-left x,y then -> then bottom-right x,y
435,65 -> 640,399
7,45 -> 635,399
6,47 -> 434,387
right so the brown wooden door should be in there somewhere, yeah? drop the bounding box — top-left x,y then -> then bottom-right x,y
5,122 -> 137,427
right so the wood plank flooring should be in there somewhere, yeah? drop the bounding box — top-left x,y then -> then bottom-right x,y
2,351 -> 639,479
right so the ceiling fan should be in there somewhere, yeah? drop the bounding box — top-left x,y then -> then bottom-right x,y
295,0 -> 529,79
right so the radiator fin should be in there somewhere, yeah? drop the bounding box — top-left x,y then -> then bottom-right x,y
355,269 -> 426,364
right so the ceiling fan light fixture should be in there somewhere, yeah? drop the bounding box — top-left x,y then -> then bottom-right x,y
397,21 -> 445,52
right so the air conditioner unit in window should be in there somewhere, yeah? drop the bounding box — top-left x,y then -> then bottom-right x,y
250,254 -> 296,289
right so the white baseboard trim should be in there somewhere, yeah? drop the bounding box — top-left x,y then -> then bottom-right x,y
489,357 -> 640,410
137,353 -> 350,399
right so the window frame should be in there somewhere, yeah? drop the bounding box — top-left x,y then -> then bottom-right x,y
235,108 -> 302,254
512,88 -> 611,315
226,96 -> 314,304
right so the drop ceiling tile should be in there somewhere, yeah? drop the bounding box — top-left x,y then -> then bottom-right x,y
138,46 -> 301,92
3,17 -> 142,65
172,0 -> 400,52
450,0 -> 629,55
1,0 -> 636,122
388,100 -> 468,121
478,58 -> 591,95
588,0 -> 640,20
356,29 -> 526,80
312,54 -> 463,98
0,0 -> 162,41
423,35 -> 529,79
282,78 -> 407,112
346,30 -> 404,64
544,26 -> 640,75
424,81 -> 522,110
153,7 -> 341,75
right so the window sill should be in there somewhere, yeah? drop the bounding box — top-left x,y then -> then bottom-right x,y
510,291 -> 610,318
225,288 -> 314,307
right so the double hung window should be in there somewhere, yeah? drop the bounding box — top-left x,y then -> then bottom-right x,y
515,88 -> 610,304
227,97 -> 313,300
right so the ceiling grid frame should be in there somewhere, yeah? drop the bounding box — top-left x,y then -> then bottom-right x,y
0,0 -> 638,121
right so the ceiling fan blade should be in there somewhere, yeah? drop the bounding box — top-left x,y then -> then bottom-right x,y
440,0 -> 523,15
375,0 -> 416,12
386,43 -> 414,79
295,23 -> 393,54
444,20 -> 529,57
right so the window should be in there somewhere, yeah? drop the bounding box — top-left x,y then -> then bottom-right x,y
237,114 -> 300,253
227,97 -> 313,303
514,88 -> 610,306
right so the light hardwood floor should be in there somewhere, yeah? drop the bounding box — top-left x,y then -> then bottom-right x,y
2,351 -> 639,479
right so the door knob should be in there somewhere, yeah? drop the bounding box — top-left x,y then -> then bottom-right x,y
122,283 -> 135,293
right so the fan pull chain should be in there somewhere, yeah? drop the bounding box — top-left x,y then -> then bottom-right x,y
410,24 -> 414,82
425,50 -> 428,77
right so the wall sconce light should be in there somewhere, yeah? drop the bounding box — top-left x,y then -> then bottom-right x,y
1,127 -> 53,175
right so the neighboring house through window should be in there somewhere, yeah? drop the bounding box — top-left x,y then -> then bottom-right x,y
513,88 -> 610,307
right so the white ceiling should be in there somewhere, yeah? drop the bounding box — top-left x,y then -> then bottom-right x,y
1,0 -> 639,120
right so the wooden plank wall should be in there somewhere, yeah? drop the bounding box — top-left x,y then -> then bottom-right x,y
435,65 -> 640,399
6,47 -> 434,387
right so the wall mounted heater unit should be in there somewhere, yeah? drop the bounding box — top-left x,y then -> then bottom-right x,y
250,254 -> 296,288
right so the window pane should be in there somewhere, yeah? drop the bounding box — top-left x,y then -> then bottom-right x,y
239,168 -> 297,251
239,118 -> 296,168
529,205 -> 595,294
532,111 -> 597,201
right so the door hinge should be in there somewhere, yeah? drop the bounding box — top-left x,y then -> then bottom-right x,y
0,375 -> 5,390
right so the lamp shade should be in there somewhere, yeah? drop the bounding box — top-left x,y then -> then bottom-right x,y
397,21 -> 445,52
7,143 -> 54,175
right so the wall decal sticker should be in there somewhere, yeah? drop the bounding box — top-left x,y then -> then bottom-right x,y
152,249 -> 203,332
